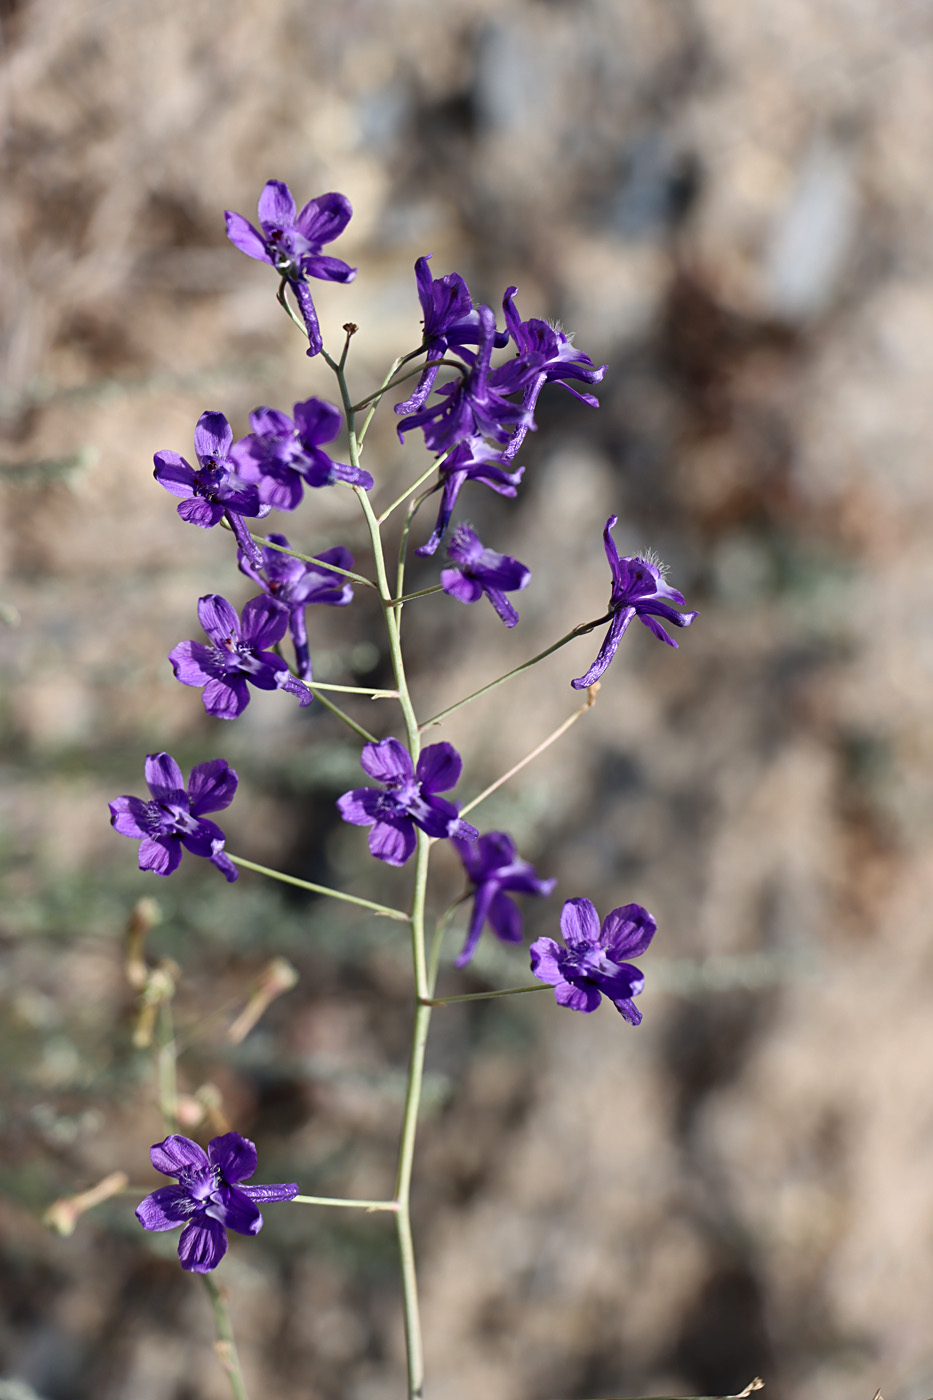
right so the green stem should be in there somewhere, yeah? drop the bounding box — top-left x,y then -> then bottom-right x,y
227,855 -> 410,922
424,983 -> 548,1007
388,584 -> 444,607
420,617 -> 609,730
276,278 -> 307,335
357,348 -> 424,449
309,681 -> 399,697
293,1195 -> 399,1212
331,347 -> 430,1400
459,688 -> 598,819
348,358 -> 465,414
243,530 -> 377,589
307,688 -> 378,743
203,1275 -> 251,1400
375,453 -> 449,527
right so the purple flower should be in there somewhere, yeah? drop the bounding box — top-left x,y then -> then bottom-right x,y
109,752 -> 238,882
398,305 -> 532,456
224,181 -> 356,356
238,533 -> 354,681
572,516 -> 698,689
452,831 -> 556,967
153,411 -> 268,569
136,1132 -> 297,1273
337,738 -> 478,867
415,437 -> 524,558
440,525 -> 530,628
232,398 -> 373,509
530,897 -> 656,1024
394,256 -> 508,416
169,594 -> 312,719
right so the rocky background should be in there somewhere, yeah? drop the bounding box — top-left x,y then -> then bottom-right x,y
3,2 -> 933,1399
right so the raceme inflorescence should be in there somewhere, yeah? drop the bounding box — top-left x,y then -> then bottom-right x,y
102,178 -> 698,1400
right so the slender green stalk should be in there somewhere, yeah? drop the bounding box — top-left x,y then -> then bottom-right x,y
276,278 -> 307,334
420,617 -> 610,730
308,688 -> 379,743
424,983 -> 547,1007
242,530 -> 377,589
357,348 -> 424,449
376,454 -> 448,526
227,854 -> 410,921
331,346 -> 433,1400
459,688 -> 598,819
203,1275 -> 252,1400
388,584 -> 444,607
348,358 -> 465,414
309,680 -> 399,698
293,1195 -> 399,1212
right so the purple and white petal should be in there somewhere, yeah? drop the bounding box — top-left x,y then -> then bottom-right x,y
336,787 -> 389,826
202,676 -> 250,720
529,936 -> 565,986
258,179 -> 297,228
296,191 -> 353,246
368,818 -> 417,867
178,497 -> 224,528
197,595 -> 241,645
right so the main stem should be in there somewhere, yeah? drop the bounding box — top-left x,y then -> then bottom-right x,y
331,350 -> 430,1400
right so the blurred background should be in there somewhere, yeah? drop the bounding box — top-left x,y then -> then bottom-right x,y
3,1 -> 933,1398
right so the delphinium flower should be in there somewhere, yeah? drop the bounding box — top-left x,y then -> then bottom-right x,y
109,752 -> 238,881
394,255 -> 508,416
530,897 -> 656,1024
224,181 -> 356,357
440,525 -> 530,628
136,1132 -> 298,1273
153,411 -> 267,569
495,287 -> 607,461
169,594 -> 313,719
397,304 -> 532,456
238,533 -> 354,681
415,437 -> 525,558
232,397 -> 373,509
451,831 -> 556,968
337,738 -> 478,867
572,515 -> 698,689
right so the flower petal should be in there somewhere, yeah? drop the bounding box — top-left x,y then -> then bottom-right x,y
570,607 -> 634,690
555,978 -> 602,1013
187,759 -> 239,817
238,1182 -> 299,1204
488,890 -> 523,944
258,179 -> 297,228
292,396 -> 342,449
368,818 -> 416,866
150,1134 -> 209,1177
296,191 -> 353,246
197,595 -> 240,645
239,595 -> 289,651
153,452 -> 196,496
194,411 -> 233,463
336,787 -> 387,826
136,1184 -> 194,1231
138,836 -> 182,877
224,211 -> 272,263
559,897 -> 602,949
415,742 -> 462,794
144,752 -> 186,804
169,640 -> 218,688
529,936 -> 564,986
109,795 -> 149,839
360,738 -> 413,784
207,1185 -> 263,1236
600,903 -> 656,960
202,676 -> 250,720
208,1132 -> 257,1184
178,497 -> 224,527
178,1217 -> 228,1273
